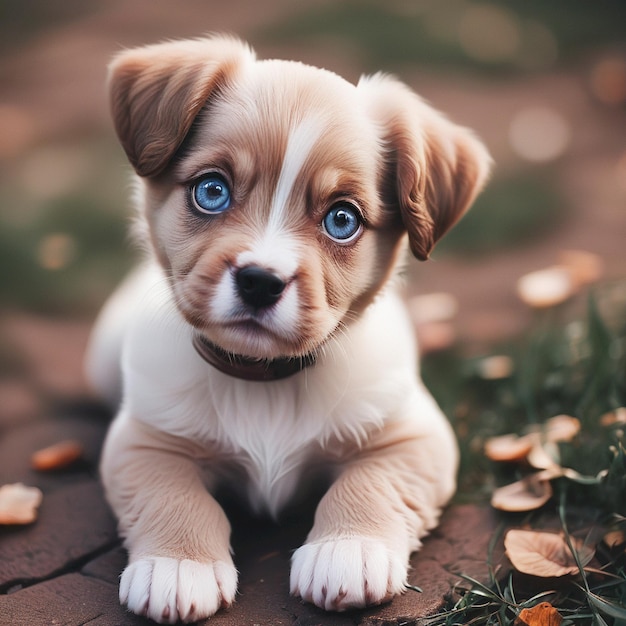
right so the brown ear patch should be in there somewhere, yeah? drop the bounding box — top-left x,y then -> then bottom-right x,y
359,73 -> 492,260
109,37 -> 254,178
419,124 -> 491,258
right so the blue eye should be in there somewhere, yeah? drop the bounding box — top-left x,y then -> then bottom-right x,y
322,203 -> 363,243
192,174 -> 231,214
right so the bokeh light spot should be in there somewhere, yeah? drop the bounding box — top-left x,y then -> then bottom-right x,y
457,3 -> 521,63
509,106 -> 571,163
37,232 -> 77,271
590,56 -> 626,106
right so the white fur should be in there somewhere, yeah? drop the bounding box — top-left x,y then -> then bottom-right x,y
208,268 -> 239,322
111,265 -> 433,516
269,118 -> 323,232
120,557 -> 237,623
236,230 -> 300,279
84,263 -> 163,405
290,538 -> 408,611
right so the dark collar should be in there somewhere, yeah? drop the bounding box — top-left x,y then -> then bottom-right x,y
192,333 -> 316,382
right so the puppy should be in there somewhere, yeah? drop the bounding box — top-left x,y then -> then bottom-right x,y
86,35 -> 491,624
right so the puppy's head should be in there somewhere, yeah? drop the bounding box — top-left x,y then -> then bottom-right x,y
109,35 -> 491,360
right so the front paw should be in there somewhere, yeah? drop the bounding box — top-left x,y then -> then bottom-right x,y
120,557 -> 238,623
290,537 -> 407,611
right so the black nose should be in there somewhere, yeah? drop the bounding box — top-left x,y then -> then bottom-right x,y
235,266 -> 286,309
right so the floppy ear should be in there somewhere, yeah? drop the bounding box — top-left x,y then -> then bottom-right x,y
109,36 -> 255,178
358,74 -> 492,260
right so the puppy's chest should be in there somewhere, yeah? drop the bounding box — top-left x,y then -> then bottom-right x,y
203,380 -> 334,515
157,358 -> 402,514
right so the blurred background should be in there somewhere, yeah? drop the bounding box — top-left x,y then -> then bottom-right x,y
1,0 -> 625,415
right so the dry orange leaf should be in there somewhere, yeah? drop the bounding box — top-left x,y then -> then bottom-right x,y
31,439 -> 83,471
603,530 -> 626,548
515,601 -> 563,626
491,474 -> 553,512
0,483 -> 43,525
505,529 -> 594,577
485,433 -> 534,462
526,441 -> 561,470
600,407 -> 626,426
543,415 -> 580,442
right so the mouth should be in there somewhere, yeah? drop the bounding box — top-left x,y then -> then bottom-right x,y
220,314 -> 289,345
225,317 -> 273,334
177,269 -> 333,362
191,308 -> 302,360
192,331 -> 316,381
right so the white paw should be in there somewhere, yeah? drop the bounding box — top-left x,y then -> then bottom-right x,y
119,557 -> 238,623
290,537 -> 407,611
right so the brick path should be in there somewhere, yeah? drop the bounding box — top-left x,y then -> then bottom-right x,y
0,393 -> 497,626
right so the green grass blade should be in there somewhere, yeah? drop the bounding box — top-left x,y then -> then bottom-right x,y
586,590 -> 626,620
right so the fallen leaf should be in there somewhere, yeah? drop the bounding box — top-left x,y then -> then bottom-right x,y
491,474 -> 553,512
31,439 -> 84,471
485,433 -> 534,462
600,407 -> 626,426
505,529 -> 594,577
603,530 -> 625,548
515,601 -> 563,626
0,483 -> 43,525
543,415 -> 580,442
527,441 -> 561,470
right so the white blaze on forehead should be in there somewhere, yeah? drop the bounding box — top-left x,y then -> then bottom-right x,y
268,117 -> 324,232
235,117 -> 323,278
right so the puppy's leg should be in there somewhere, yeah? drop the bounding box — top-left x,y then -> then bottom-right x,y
101,415 -> 237,624
291,409 -> 457,611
